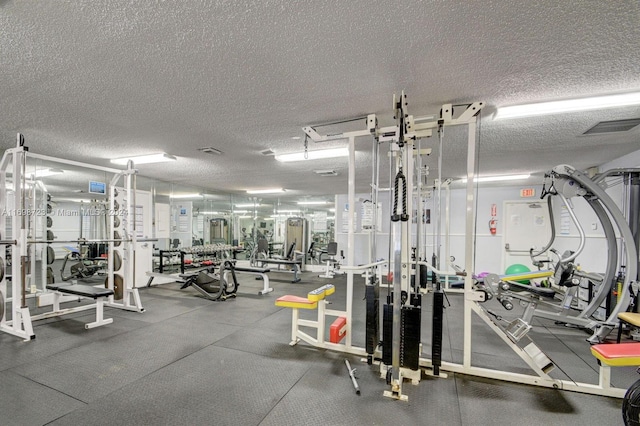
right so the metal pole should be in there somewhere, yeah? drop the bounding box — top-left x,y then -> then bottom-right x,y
345,359 -> 360,394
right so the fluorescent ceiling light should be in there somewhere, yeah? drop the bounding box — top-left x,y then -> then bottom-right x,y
275,147 -> 349,162
495,92 -> 640,119
233,210 -> 248,214
170,193 -> 202,199
110,152 -> 177,165
297,201 -> 328,205
238,215 -> 252,219
235,203 -> 262,208
246,188 -> 285,194
461,174 -> 530,183
201,211 -> 221,215
31,168 -> 64,178
278,209 -> 301,213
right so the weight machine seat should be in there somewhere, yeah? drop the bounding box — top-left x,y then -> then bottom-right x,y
619,313 -> 640,327
591,342 -> 640,367
46,284 -> 114,299
616,312 -> 640,343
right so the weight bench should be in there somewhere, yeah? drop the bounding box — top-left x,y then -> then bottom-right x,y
223,266 -> 272,295
591,342 -> 640,392
258,259 -> 302,283
46,283 -> 114,329
255,241 -> 303,283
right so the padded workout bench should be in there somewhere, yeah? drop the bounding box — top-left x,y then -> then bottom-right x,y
591,342 -> 640,395
258,259 -> 302,283
223,266 -> 272,295
276,284 -> 348,347
617,312 -> 640,343
46,284 -> 114,329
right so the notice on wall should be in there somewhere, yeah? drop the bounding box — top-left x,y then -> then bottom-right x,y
361,201 -> 374,230
178,206 -> 189,233
533,214 -> 545,227
313,211 -> 327,232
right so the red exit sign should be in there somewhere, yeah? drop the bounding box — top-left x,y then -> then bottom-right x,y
520,188 -> 535,198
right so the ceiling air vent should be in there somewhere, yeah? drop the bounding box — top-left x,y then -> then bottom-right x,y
583,118 -> 640,135
260,149 -> 275,156
314,169 -> 338,177
198,147 -> 223,155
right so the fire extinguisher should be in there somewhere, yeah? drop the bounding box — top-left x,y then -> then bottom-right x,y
489,218 -> 497,235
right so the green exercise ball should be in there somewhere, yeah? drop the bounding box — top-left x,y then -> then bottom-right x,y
505,263 -> 531,284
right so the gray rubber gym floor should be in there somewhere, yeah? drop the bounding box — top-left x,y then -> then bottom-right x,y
0,269 -> 633,425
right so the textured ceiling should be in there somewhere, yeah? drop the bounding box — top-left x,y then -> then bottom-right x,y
1,0 -> 640,202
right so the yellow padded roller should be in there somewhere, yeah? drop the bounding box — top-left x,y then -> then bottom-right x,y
275,295 -> 318,310
502,269 -> 554,282
307,284 -> 335,302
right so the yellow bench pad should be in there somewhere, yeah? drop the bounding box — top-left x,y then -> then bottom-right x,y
619,312 -> 640,327
591,342 -> 640,367
275,295 -> 318,310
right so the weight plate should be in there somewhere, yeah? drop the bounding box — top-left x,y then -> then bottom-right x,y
47,245 -> 55,265
47,204 -> 52,214
0,257 -> 4,282
0,290 -> 4,321
47,230 -> 55,241
46,193 -> 52,202
113,250 -> 122,271
47,266 -> 55,284
113,200 -> 119,211
105,274 -> 124,300
113,216 -> 120,228
113,230 -> 121,247
47,216 -> 53,228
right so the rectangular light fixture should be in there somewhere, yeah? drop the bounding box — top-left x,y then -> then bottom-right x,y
275,147 -> 349,162
461,174 -> 530,183
111,152 -> 177,165
495,92 -> 640,119
246,188 -> 285,194
297,201 -> 328,205
32,168 -> 64,178
170,193 -> 202,199
235,203 -> 262,208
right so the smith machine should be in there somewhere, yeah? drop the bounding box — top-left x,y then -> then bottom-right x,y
0,135 -> 146,341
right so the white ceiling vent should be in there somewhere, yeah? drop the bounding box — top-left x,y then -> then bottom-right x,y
198,147 -> 223,155
314,169 -> 338,177
583,118 -> 640,135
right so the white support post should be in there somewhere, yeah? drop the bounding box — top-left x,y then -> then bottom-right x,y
317,300 -> 326,345
290,308 -> 299,346
463,119 -> 478,369
346,136 -> 356,348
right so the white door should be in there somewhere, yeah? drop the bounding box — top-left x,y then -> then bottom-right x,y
502,200 -> 552,272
